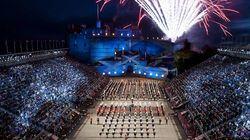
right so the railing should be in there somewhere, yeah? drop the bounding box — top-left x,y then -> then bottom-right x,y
0,48 -> 68,67
0,40 -> 66,55
217,47 -> 250,59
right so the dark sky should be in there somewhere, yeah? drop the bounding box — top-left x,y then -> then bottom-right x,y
0,0 -> 250,44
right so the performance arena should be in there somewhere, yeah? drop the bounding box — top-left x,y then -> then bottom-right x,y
0,30 -> 249,140
1,0 -> 250,139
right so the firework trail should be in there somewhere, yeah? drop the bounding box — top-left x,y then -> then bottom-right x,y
96,0 -> 238,42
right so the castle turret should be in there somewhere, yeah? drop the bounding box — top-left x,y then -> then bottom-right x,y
96,4 -> 101,28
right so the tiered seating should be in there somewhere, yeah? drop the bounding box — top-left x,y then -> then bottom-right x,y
218,46 -> 250,59
163,55 -> 249,139
0,50 -> 66,67
207,108 -> 249,139
0,57 -> 109,139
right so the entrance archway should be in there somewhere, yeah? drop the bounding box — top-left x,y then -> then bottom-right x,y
126,65 -> 133,74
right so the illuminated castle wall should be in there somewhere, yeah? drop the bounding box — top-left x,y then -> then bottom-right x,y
69,34 -> 172,62
68,34 -> 176,79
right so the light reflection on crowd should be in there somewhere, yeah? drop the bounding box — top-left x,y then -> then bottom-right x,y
165,54 -> 249,139
0,50 -> 66,65
0,57 -> 109,139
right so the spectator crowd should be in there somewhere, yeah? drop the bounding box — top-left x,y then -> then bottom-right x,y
164,54 -> 249,139
0,57 -> 109,139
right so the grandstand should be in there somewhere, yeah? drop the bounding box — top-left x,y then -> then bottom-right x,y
0,54 -> 109,139
0,45 -> 249,140
164,51 -> 249,139
1,0 -> 250,139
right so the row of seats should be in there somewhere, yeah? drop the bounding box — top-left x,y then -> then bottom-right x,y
0,56 -> 109,139
0,50 -> 66,66
163,54 -> 249,139
217,46 -> 250,59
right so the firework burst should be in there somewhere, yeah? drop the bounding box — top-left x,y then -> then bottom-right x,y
96,0 -> 238,42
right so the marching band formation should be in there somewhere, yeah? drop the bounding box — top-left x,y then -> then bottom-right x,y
101,78 -> 165,101
92,78 -> 169,138
96,101 -> 169,138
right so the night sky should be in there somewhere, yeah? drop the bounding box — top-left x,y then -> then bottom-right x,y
0,0 -> 250,44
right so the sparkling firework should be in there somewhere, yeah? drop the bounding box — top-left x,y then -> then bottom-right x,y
96,0 -> 238,42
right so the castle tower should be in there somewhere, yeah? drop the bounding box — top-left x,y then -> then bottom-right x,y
96,3 -> 101,28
